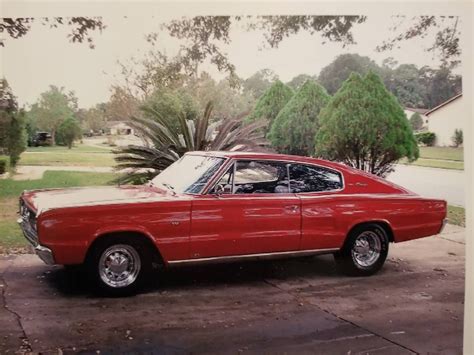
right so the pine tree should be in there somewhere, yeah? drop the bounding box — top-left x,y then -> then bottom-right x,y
315,72 -> 419,177
245,80 -> 294,133
268,80 -> 330,156
409,112 -> 424,131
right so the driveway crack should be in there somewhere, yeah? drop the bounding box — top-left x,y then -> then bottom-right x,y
1,265 -> 33,353
263,278 -> 419,355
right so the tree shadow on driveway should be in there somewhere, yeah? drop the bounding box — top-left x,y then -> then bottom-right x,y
42,254 -> 347,297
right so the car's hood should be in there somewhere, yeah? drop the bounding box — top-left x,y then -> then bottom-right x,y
22,185 -> 179,215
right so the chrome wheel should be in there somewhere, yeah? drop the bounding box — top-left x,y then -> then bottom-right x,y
99,244 -> 141,288
351,231 -> 382,268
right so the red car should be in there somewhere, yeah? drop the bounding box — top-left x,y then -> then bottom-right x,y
18,151 -> 447,295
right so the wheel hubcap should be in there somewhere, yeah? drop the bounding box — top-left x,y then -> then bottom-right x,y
99,244 -> 141,288
351,231 -> 382,267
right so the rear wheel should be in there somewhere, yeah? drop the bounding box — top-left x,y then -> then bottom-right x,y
86,236 -> 153,296
334,224 -> 389,276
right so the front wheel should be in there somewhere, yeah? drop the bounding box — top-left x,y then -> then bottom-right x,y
87,237 -> 152,296
334,224 -> 389,276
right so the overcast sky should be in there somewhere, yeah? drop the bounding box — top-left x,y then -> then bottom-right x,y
1,14 -> 458,108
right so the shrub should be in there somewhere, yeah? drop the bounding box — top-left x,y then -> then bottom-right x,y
56,117 -> 82,148
245,80 -> 294,133
452,129 -> 463,147
268,80 -> 330,156
315,72 -> 419,177
409,112 -> 424,131
0,157 -> 8,174
415,131 -> 436,146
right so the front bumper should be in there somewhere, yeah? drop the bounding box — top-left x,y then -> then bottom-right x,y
17,217 -> 55,265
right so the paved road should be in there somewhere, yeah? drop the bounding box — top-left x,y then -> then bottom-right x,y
0,225 -> 465,354
387,165 -> 465,207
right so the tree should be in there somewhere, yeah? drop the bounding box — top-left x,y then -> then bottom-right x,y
318,53 -> 381,94
83,105 -> 107,133
140,88 -> 199,131
242,69 -> 278,99
181,72 -> 255,121
315,72 -> 419,177
114,102 -> 270,184
106,86 -> 141,122
377,16 -> 460,67
6,111 -> 28,167
57,117 -> 81,149
245,80 -> 294,133
419,66 -> 462,108
0,79 -> 27,168
383,64 -> 426,108
268,80 -> 330,156
409,112 -> 424,131
160,16 -> 366,77
452,129 -> 463,147
287,74 -> 315,90
1,17 -> 105,48
31,86 -> 77,145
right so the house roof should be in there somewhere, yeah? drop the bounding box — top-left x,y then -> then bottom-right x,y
404,107 -> 429,115
425,93 -> 463,116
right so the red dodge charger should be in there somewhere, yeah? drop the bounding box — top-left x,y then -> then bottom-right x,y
18,151 -> 447,295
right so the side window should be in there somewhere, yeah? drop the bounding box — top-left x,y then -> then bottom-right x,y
289,164 -> 343,193
234,160 -> 289,194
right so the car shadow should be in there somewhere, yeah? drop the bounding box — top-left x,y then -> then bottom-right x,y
42,254 -> 342,297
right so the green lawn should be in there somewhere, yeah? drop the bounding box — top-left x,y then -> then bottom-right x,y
401,146 -> 464,170
447,205 -> 465,227
404,158 -> 464,170
18,143 -> 116,167
26,144 -> 112,153
0,171 -> 119,252
419,147 -> 464,161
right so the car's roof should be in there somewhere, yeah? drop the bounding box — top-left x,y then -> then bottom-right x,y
185,151 -> 348,170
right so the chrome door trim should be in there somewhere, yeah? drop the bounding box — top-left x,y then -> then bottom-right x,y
167,247 -> 339,266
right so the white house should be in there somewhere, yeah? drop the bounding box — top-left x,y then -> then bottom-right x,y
425,93 -> 464,146
106,121 -> 135,135
404,107 -> 429,131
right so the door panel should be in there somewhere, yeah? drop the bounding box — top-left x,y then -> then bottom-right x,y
298,194 -> 344,250
190,194 -> 301,258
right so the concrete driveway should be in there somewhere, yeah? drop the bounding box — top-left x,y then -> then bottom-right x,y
387,165 -> 465,207
0,225 -> 465,354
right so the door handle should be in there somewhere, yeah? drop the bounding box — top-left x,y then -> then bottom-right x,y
285,205 -> 299,213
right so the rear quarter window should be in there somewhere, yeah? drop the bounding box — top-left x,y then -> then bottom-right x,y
289,164 -> 343,193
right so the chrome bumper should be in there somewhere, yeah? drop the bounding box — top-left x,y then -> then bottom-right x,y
17,218 -> 55,265
439,218 -> 449,234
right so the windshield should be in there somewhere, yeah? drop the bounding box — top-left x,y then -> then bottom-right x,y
151,155 -> 226,194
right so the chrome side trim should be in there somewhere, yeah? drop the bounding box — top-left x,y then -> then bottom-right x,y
168,248 -> 339,266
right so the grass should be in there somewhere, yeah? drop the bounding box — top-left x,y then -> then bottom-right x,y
401,146 -> 464,170
419,147 -> 464,161
447,205 -> 465,227
26,144 -> 112,153
0,170 -> 118,198
403,158 -> 464,170
0,171 -> 119,251
19,151 -> 115,167
19,143 -> 116,167
0,197 -> 25,250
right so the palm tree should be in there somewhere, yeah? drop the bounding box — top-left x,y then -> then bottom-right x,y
114,102 -> 270,183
